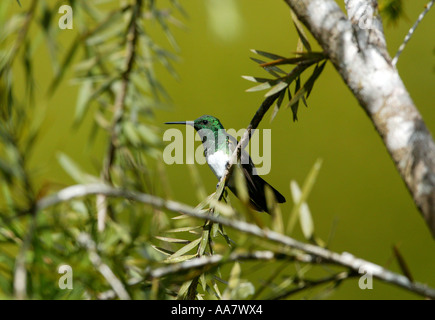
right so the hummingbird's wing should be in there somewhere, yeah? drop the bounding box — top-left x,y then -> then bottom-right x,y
226,134 -> 285,214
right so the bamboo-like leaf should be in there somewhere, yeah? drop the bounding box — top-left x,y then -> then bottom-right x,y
177,280 -> 193,299
305,61 -> 327,99
291,10 -> 311,52
57,153 -> 99,184
48,36 -> 80,94
250,49 -> 286,60
286,61 -> 326,120
165,226 -> 202,233
290,181 -> 314,240
123,122 -> 141,147
270,88 -> 286,123
155,236 -> 191,244
265,81 -> 289,97
164,254 -> 197,263
150,245 -> 174,256
170,0 -> 189,18
241,75 -> 272,83
245,81 -> 275,93
250,57 -> 286,76
165,237 -> 201,261
74,79 -> 93,126
286,159 -> 322,235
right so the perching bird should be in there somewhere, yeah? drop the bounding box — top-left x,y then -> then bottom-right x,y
165,115 -> 285,213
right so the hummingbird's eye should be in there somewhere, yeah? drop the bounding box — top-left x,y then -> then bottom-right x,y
202,120 -> 208,125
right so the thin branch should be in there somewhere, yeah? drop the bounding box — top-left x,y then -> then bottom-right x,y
77,233 -> 130,300
147,250 -> 313,279
392,0 -> 434,66
268,271 -> 354,300
99,0 -> 142,231
36,184 -> 435,299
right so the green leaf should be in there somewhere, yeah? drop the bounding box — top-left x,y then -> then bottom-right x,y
250,49 -> 286,60
290,180 -> 314,240
123,122 -> 141,147
165,226 -> 202,233
48,36 -> 80,95
270,89 -> 286,123
380,0 -> 405,25
154,236 -> 191,244
286,158 -> 322,235
286,61 -> 326,120
164,254 -> 197,263
250,57 -> 286,76
286,77 -> 301,121
245,81 -> 274,93
165,237 -> 201,261
265,81 -> 289,97
241,75 -> 272,83
305,61 -> 327,99
57,153 -> 99,184
74,79 -> 93,126
291,10 -> 311,52
150,245 -> 174,256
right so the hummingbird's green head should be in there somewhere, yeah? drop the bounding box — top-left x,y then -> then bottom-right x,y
192,115 -> 224,132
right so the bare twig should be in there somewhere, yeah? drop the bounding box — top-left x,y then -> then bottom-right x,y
99,0 -> 142,231
36,184 -> 435,298
147,250 -> 313,279
392,0 -> 434,66
268,271 -> 353,299
77,233 -> 131,300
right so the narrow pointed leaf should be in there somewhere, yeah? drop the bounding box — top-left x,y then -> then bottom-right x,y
250,49 -> 286,60
154,236 -> 191,244
305,61 -> 327,99
165,226 -> 202,233
265,81 -> 289,97
290,181 -> 314,239
291,10 -> 311,52
241,75 -> 272,83
165,237 -> 201,261
270,89 -> 286,123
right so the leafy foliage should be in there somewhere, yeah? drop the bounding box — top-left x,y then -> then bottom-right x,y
379,0 -> 406,25
0,0 -> 429,301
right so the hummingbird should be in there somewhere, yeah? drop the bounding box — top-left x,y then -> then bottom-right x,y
165,115 -> 285,213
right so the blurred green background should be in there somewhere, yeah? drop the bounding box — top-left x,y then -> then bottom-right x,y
9,0 -> 435,299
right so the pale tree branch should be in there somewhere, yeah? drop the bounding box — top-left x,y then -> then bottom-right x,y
283,0 -> 435,238
36,184 -> 435,298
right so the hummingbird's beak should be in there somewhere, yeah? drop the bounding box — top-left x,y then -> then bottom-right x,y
165,121 -> 194,126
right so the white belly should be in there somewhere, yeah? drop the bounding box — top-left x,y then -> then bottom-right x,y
206,150 -> 230,180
